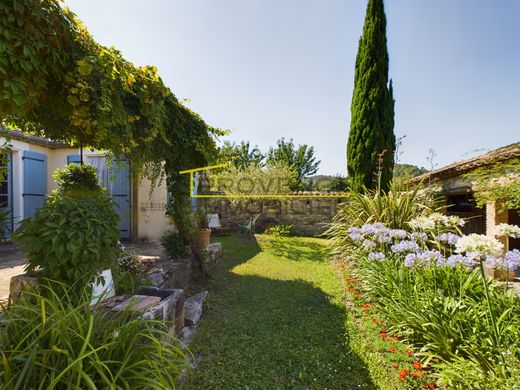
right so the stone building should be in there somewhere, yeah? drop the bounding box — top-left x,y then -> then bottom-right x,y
410,142 -> 520,251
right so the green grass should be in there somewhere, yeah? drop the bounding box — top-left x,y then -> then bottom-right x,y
187,234 -> 376,389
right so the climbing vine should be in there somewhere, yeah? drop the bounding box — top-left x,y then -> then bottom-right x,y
0,0 -> 224,265
463,158 -> 520,212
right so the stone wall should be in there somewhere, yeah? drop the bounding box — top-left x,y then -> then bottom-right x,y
211,194 -> 346,236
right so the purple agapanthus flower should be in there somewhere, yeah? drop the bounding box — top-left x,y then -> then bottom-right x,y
410,232 -> 428,243
349,232 -> 364,243
389,229 -> 408,240
404,253 -> 420,267
368,252 -> 386,262
362,239 -> 377,250
404,250 -> 444,268
437,233 -> 460,245
486,249 -> 520,271
391,240 -> 419,254
445,254 -> 476,268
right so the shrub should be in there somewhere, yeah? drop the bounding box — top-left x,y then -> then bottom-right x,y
14,165 -> 119,288
52,163 -> 101,194
161,230 -> 189,259
267,224 -> 293,237
0,283 -> 188,388
326,182 -> 439,259
113,248 -> 146,294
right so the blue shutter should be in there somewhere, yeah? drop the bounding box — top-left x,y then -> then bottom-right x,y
111,159 -> 131,239
23,151 -> 47,219
67,155 -> 81,164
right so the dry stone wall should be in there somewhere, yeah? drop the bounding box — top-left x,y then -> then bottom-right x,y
211,193 -> 347,236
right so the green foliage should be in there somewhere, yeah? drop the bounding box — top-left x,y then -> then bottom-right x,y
0,283 -> 188,388
393,163 -> 428,181
217,140 -> 264,170
160,230 -> 190,259
267,224 -> 293,237
52,162 -> 100,194
324,175 -> 349,192
347,0 -> 395,192
266,138 -> 320,190
463,157 -> 520,212
343,253 -> 520,386
112,248 -> 146,294
14,191 -> 119,288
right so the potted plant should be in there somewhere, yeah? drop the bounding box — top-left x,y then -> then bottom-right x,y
195,202 -> 211,248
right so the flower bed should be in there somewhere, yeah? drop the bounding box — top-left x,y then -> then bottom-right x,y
333,215 -> 520,388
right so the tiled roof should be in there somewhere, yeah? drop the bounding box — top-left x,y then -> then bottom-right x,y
410,142 -> 520,184
2,129 -> 71,149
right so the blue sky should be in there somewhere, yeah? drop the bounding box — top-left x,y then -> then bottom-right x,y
64,0 -> 520,175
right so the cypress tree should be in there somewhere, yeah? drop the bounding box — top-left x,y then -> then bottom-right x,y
347,0 -> 395,191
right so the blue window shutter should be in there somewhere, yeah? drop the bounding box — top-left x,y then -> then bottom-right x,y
23,151 -> 47,219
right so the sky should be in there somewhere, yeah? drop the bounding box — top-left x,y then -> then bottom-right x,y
64,0 -> 520,175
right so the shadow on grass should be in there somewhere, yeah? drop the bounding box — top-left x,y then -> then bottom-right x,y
187,234 -> 376,389
267,236 -> 329,263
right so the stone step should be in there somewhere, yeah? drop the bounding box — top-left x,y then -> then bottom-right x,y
184,291 -> 208,326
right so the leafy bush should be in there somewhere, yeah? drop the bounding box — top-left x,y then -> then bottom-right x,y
52,163 -> 100,194
161,230 -> 189,259
0,283 -> 188,388
267,224 -> 293,237
113,248 -> 146,294
14,165 -> 119,288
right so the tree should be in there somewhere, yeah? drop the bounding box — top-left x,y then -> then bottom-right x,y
393,164 -> 428,181
347,0 -> 395,192
217,140 -> 264,170
266,138 -> 320,190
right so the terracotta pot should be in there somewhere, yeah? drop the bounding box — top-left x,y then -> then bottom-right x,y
199,229 -> 211,248
493,268 -> 516,282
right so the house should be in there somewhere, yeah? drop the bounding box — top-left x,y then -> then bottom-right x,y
0,130 -> 172,241
410,142 -> 520,251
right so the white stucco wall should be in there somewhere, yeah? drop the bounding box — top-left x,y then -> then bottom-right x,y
136,176 -> 172,241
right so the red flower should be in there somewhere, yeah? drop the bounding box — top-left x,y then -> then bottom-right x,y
411,371 -> 423,379
413,361 -> 422,370
428,384 -> 435,390
405,349 -> 413,356
398,369 -> 409,380
392,364 -> 398,369
381,334 -> 387,340
380,329 -> 387,333
389,347 -> 397,353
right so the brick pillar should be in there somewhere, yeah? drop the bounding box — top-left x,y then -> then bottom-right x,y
486,201 -> 508,251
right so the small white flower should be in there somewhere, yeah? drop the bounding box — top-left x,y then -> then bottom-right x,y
455,234 -> 504,260
494,223 -> 520,239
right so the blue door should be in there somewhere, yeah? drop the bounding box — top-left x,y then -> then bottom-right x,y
0,152 -> 13,238
68,155 -> 131,239
23,151 -> 47,220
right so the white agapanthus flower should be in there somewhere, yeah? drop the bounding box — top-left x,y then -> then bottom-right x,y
409,213 -> 465,231
494,223 -> 520,239
409,215 -> 436,231
455,234 -> 504,259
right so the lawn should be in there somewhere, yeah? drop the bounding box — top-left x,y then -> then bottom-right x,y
187,234 -> 376,389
